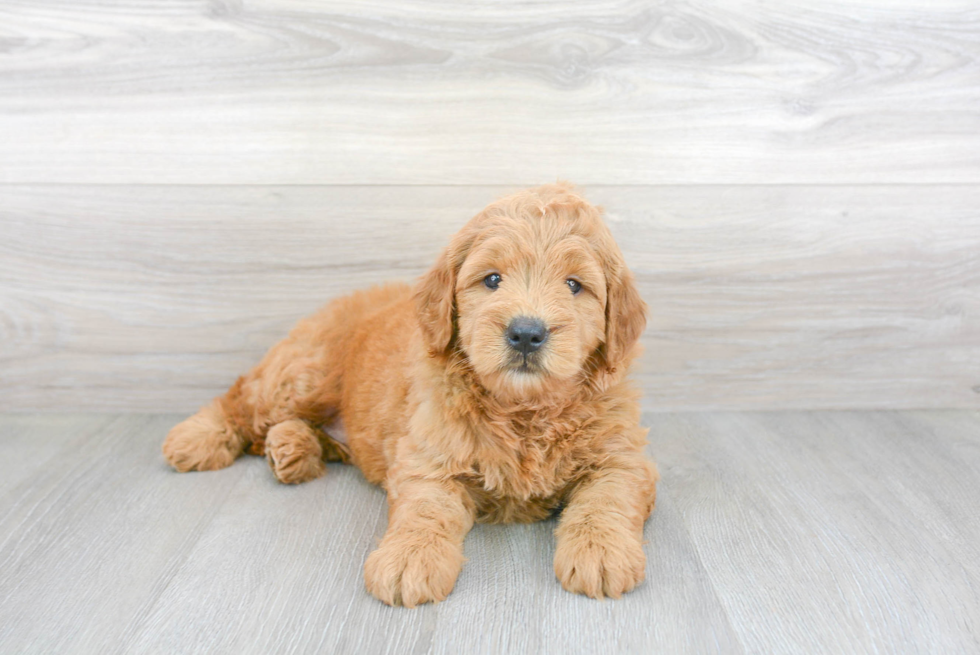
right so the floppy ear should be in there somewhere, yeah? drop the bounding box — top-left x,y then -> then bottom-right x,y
414,246 -> 456,356
603,264 -> 647,373
414,229 -> 473,356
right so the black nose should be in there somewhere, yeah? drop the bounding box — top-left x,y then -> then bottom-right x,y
506,316 -> 548,354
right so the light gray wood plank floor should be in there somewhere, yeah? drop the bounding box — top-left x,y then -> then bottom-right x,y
1,411 -> 978,654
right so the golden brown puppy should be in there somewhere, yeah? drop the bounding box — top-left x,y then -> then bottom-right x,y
162,183 -> 658,606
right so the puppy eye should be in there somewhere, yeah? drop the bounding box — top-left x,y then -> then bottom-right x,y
566,279 -> 582,295
484,273 -> 502,290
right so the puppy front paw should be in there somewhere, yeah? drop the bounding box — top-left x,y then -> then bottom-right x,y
554,529 -> 646,599
364,533 -> 465,607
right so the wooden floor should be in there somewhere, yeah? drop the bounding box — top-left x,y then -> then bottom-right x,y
1,410 -> 978,654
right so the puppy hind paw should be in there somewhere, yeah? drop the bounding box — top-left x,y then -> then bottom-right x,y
162,405 -> 240,472
266,420 -> 326,484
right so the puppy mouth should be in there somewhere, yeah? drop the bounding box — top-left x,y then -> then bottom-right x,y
506,353 -> 545,375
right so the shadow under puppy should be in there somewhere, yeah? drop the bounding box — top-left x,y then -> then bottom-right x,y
163,183 -> 659,606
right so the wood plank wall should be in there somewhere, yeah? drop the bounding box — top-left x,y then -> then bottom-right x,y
1,1 -> 978,411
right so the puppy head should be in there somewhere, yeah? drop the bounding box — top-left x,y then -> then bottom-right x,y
415,183 -> 646,401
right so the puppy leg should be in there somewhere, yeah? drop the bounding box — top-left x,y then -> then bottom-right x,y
554,454 -> 658,599
364,477 -> 475,607
162,400 -> 246,472
266,419 -> 327,484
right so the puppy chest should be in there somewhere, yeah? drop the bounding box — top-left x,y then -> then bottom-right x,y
467,482 -> 564,524
462,444 -> 581,523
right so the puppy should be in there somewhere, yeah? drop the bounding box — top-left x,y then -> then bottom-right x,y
162,183 -> 659,606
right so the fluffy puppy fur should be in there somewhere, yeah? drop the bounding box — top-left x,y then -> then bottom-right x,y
162,183 -> 659,606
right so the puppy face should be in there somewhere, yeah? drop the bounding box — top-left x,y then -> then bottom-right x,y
453,225 -> 606,398
415,184 -> 646,401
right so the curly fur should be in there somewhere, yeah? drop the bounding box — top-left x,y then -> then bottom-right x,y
163,183 -> 659,606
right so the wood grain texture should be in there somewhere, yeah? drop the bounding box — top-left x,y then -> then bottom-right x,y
1,411 -> 978,653
1,0 -> 979,184
2,184 -> 978,411
424,487 -> 741,655
646,410 -> 980,653
0,414 -> 110,498
0,415 -> 251,654
123,458 -> 740,654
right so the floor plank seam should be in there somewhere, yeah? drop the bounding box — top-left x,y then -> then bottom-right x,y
323,496 -> 392,652
0,415 -> 130,561
113,464 -> 255,653
659,500 -> 747,655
